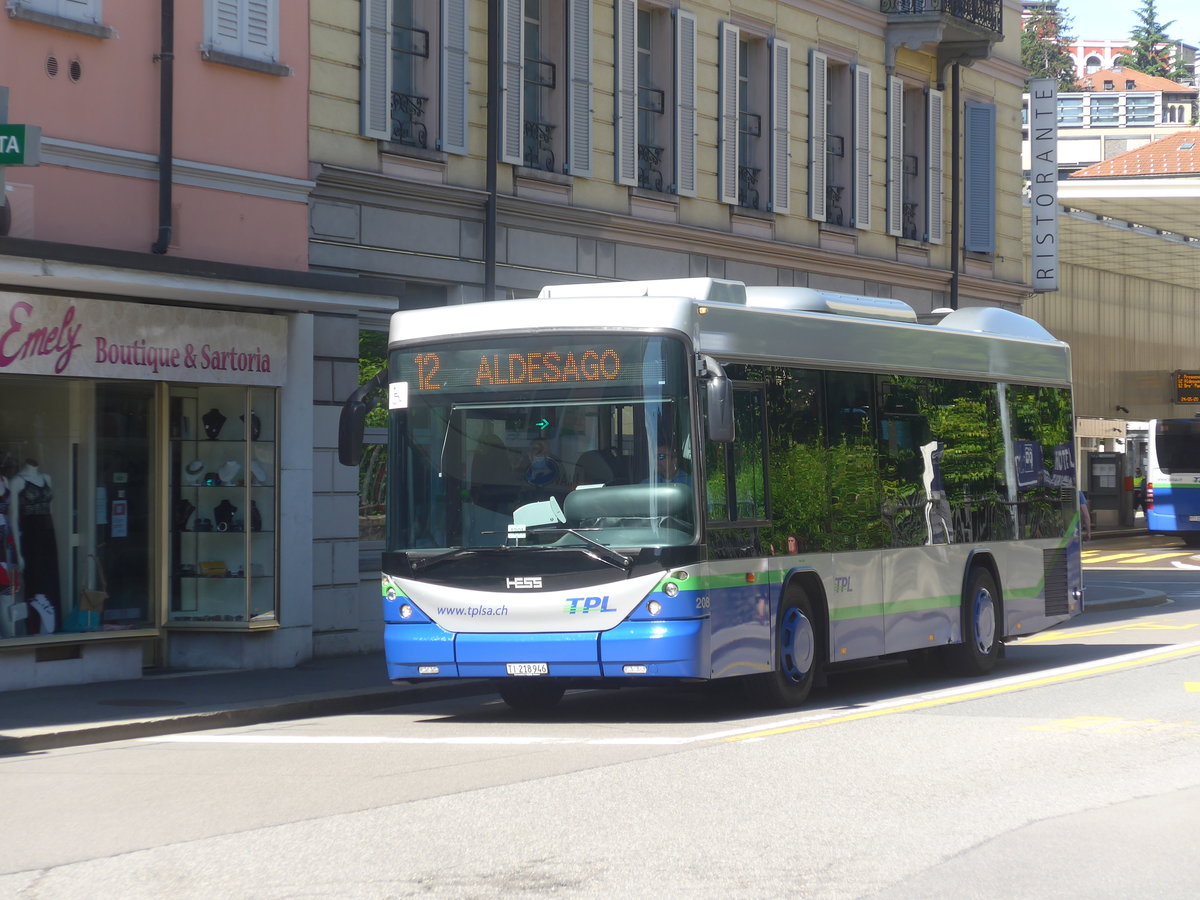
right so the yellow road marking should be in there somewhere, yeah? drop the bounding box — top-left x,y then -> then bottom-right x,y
1082,553 -> 1141,563
1082,551 -> 1195,564
1021,621 -> 1198,643
722,643 -> 1200,742
1187,682 -> 1200,693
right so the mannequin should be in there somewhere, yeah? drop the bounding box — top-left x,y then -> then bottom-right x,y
10,459 -> 61,635
0,471 -> 18,638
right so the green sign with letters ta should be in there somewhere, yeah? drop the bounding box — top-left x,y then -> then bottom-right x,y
0,124 -> 41,166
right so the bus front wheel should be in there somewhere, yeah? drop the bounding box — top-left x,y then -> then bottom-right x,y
949,566 -> 1001,676
497,679 -> 566,712
745,585 -> 821,708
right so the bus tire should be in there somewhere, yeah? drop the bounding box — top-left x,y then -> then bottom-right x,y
498,680 -> 566,712
949,566 -> 1001,676
745,584 -> 820,708
1182,533 -> 1200,548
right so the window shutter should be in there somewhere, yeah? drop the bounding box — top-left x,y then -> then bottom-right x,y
245,0 -> 272,56
886,75 -> 903,237
808,49 -> 827,221
212,0 -> 241,54
770,39 -> 790,215
675,10 -> 697,197
500,0 -> 524,166
615,0 -> 638,186
441,0 -> 469,154
209,0 -> 276,61
61,0 -> 100,21
567,0 -> 593,177
360,0 -> 393,140
718,22 -> 740,206
853,64 -> 872,230
964,101 -> 997,253
926,87 -> 944,245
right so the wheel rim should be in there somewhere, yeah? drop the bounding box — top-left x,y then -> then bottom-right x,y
781,606 -> 816,683
973,587 -> 996,655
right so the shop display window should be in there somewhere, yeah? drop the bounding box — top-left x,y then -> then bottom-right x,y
168,385 -> 278,629
1,377 -> 157,641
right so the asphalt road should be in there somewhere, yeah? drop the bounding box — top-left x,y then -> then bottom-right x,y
3,552 -> 1199,899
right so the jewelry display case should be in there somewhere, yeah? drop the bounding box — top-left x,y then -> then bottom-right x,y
167,386 -> 278,629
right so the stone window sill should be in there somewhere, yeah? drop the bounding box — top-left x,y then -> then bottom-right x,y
201,48 -> 291,77
7,5 -> 114,38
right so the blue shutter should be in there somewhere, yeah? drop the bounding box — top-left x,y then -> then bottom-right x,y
964,101 -> 996,253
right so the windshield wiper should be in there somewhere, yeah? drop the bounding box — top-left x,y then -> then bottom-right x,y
410,547 -> 480,572
526,526 -> 634,571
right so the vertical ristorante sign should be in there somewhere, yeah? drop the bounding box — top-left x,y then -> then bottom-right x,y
1028,79 -> 1059,292
0,293 -> 288,385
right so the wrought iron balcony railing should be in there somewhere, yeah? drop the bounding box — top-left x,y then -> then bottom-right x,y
738,165 -> 761,211
390,92 -> 428,149
523,120 -> 556,172
826,185 -> 845,226
638,143 -> 665,192
879,0 -> 1002,34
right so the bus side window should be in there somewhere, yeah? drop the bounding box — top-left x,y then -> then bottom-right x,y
731,386 -> 767,520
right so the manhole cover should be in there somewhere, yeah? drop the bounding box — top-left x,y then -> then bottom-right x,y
98,698 -> 188,708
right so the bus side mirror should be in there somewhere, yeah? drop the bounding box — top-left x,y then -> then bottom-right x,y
338,370 -> 388,467
702,356 -> 734,443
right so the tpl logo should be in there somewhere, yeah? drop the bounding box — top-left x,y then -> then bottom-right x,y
563,596 -> 616,614
506,577 -> 542,589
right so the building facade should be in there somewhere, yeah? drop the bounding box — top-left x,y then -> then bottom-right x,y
0,0 -> 398,690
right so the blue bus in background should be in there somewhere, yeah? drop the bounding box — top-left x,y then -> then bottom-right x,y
1146,418 -> 1200,546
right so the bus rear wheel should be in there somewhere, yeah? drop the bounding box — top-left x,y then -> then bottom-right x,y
497,680 -> 566,712
949,566 -> 1001,676
745,585 -> 820,708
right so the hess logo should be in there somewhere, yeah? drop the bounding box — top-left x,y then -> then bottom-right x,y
505,577 -> 542,589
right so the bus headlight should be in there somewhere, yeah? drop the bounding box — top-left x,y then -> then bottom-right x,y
647,600 -> 663,616
400,603 -> 414,619
663,582 -> 679,597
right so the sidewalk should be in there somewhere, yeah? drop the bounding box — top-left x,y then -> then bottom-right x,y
0,653 -> 485,756
0,583 -> 1166,756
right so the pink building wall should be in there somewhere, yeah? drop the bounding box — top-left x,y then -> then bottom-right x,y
0,1 -> 311,269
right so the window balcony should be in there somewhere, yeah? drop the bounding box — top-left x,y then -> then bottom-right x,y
881,0 -> 1003,70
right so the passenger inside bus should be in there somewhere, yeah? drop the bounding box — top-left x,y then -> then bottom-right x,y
573,448 -> 628,485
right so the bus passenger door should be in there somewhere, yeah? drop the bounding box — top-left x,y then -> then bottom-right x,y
705,384 -> 773,677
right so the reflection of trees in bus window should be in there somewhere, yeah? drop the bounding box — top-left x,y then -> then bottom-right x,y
824,371 -> 884,551
756,367 -> 829,552
1006,385 -> 1075,539
731,387 -> 767,520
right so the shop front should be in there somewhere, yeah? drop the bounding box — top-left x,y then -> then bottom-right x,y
0,290 -> 288,690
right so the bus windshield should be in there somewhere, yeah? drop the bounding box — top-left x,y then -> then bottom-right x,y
1153,419 -> 1200,473
385,333 -> 695,552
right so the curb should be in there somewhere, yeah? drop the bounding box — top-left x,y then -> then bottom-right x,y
1084,589 -> 1169,614
0,680 -> 490,756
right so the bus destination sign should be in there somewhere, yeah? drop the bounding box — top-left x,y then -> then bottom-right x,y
1176,371 -> 1200,403
397,338 -> 665,394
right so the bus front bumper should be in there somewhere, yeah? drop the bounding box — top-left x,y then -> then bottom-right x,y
383,619 -> 707,681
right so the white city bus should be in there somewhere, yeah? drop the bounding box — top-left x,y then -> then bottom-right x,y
1146,418 -> 1200,545
340,278 -> 1082,710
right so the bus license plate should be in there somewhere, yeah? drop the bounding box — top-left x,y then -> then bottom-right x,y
1190,516 -> 1200,522
506,663 -> 549,676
